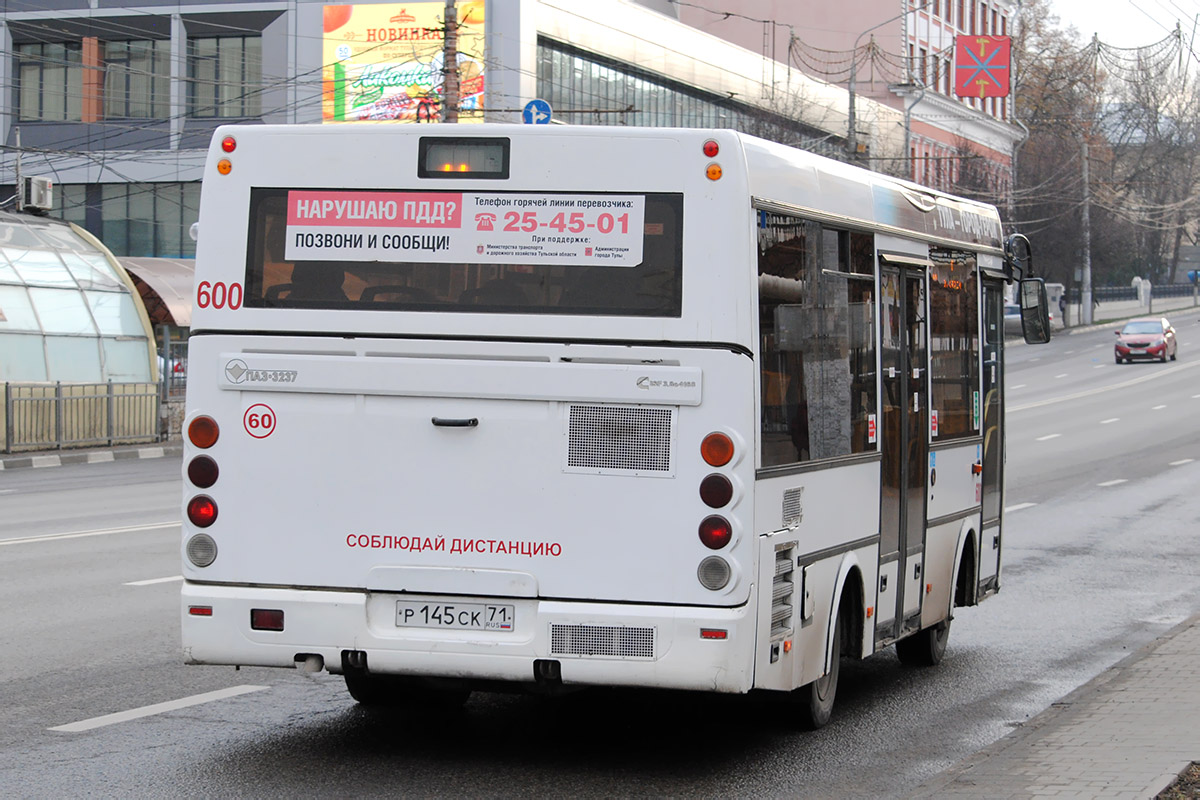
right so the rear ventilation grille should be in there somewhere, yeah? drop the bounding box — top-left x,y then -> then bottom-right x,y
550,624 -> 656,659
772,546 -> 795,638
566,405 -> 674,475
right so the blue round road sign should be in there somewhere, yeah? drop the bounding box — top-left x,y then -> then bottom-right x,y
523,99 -> 552,125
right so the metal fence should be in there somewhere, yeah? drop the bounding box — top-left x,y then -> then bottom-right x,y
1068,283 -> 1200,302
161,339 -> 188,401
2,382 -> 160,453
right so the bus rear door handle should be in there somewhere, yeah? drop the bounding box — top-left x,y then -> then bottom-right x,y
431,417 -> 479,428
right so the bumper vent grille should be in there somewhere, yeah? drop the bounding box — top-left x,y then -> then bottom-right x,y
567,405 -> 673,474
550,623 -> 656,659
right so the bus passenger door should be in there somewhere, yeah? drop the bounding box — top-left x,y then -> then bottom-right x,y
877,266 -> 929,643
978,281 -> 1005,595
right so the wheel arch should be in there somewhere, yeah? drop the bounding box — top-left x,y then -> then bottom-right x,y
951,519 -> 979,611
825,553 -> 866,669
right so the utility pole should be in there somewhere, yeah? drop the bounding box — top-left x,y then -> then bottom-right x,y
442,0 -> 459,123
14,126 -> 22,213
1081,137 -> 1094,324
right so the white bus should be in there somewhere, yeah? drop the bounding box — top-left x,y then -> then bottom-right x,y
181,124 -> 1049,727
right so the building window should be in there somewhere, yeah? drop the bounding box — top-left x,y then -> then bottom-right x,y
103,40 -> 171,119
17,42 -> 83,121
189,36 -> 262,117
957,0 -> 965,29
94,182 -> 201,258
537,38 -> 842,158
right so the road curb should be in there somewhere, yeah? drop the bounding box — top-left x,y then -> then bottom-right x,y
0,442 -> 183,471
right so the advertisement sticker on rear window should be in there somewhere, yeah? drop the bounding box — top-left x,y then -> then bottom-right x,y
284,190 -> 645,266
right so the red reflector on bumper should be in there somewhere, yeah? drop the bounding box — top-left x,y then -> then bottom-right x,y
700,628 -> 728,640
188,606 -> 213,617
250,608 -> 285,631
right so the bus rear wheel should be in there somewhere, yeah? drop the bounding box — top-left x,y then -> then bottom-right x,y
895,618 -> 950,666
795,603 -> 844,729
344,673 -> 471,709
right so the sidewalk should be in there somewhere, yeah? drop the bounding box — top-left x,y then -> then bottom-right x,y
0,441 -> 182,470
908,614 -> 1200,799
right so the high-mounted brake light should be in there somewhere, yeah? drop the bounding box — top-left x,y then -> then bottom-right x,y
187,495 -> 218,528
699,515 -> 732,549
702,139 -> 719,157
188,416 -> 219,449
701,432 -> 734,467
221,136 -> 237,153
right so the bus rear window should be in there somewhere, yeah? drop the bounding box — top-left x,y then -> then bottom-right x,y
244,189 -> 683,317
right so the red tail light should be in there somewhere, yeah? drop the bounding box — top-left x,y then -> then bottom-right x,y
251,609 -> 284,631
699,474 -> 733,508
699,516 -> 732,549
187,495 -> 218,528
187,456 -> 219,488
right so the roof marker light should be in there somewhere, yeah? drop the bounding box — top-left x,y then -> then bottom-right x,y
702,139 -> 719,157
705,163 -> 723,181
221,136 -> 237,153
217,159 -> 232,175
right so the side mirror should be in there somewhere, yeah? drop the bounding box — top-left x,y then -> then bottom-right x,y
1019,277 -> 1051,344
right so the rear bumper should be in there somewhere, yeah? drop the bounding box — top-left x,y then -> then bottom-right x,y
182,582 -> 758,693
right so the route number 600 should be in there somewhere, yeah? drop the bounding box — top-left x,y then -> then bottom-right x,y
197,281 -> 243,310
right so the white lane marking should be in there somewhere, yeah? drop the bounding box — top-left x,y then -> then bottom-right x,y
1100,418 -> 1120,424
1153,404 -> 1167,410
0,521 -> 180,547
1171,459 -> 1195,466
1011,359 -> 1200,412
1010,384 -> 1027,390
1094,364 -> 1106,369
1098,479 -> 1128,487
1193,394 -> 1200,399
1036,433 -> 1062,441
1054,373 -> 1068,379
50,685 -> 269,733
124,575 -> 184,587
1064,350 -> 1075,354
1005,502 -> 1037,513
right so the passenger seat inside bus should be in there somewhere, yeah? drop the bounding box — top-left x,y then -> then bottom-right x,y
274,263 -> 348,302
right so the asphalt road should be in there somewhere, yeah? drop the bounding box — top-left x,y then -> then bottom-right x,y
1,318 -> 1198,797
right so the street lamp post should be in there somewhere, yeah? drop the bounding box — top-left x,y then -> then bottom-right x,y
848,1 -> 931,161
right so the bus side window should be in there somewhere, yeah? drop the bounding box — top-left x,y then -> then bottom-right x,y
758,216 -> 876,468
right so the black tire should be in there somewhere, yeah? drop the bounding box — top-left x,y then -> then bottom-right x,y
895,616 -> 951,666
796,604 -> 844,730
1114,355 -> 1122,364
1171,351 -> 1177,361
345,673 -> 471,709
